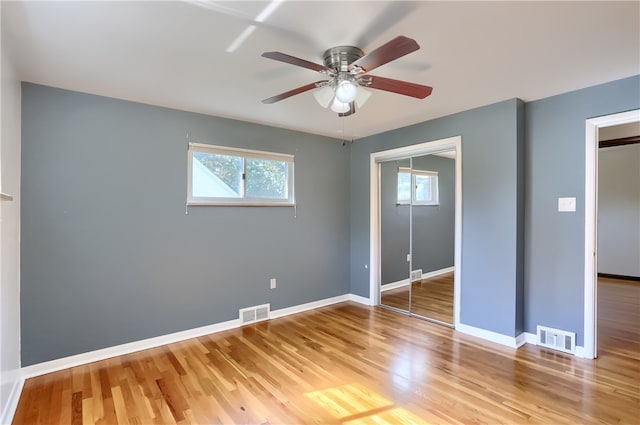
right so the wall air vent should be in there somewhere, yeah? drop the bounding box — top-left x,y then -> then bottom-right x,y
537,325 -> 576,354
239,304 -> 271,325
410,269 -> 423,281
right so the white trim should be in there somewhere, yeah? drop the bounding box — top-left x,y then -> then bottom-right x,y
0,371 -> 24,425
380,278 -> 410,292
187,142 -> 295,206
187,201 -> 295,207
456,323 -> 521,349
21,294 -> 356,379
188,142 -> 295,161
575,346 -> 588,358
22,318 -> 241,379
516,332 -> 588,358
369,136 -> 462,329
269,294 -> 350,319
381,268 -> 453,292
584,109 -> 640,360
523,332 -> 537,345
421,266 -> 455,280
20,293 -> 358,381
514,333 -> 527,348
348,293 -> 372,305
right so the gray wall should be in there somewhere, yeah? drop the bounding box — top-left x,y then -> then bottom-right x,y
21,83 -> 351,366
380,160 -> 410,284
350,99 -> 525,337
380,155 -> 455,285
597,144 -> 640,277
20,75 -> 640,365
412,155 -> 456,275
524,75 -> 640,345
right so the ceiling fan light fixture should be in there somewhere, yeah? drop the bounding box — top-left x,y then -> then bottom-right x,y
313,85 -> 334,108
355,87 -> 372,109
330,98 -> 351,113
335,79 -> 357,103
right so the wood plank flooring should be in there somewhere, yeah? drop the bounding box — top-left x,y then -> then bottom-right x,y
381,272 -> 454,323
12,279 -> 640,424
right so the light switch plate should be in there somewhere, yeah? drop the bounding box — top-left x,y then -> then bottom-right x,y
558,197 -> 576,212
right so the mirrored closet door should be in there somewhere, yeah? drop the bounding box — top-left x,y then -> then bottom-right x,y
379,158 -> 411,313
379,150 -> 457,326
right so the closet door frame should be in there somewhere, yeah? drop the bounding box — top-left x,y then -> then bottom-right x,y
369,136 -> 462,328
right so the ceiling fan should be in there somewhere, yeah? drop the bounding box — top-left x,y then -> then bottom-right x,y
261,36 -> 433,117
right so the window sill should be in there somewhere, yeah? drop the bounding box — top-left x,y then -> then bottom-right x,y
187,201 -> 295,207
396,202 -> 439,207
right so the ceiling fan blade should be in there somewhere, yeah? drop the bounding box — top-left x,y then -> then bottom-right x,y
349,36 -> 420,73
262,52 -> 329,73
338,102 -> 356,117
367,75 -> 433,99
262,81 -> 328,104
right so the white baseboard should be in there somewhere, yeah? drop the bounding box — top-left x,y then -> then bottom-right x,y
0,370 -> 24,425
521,332 -> 588,358
22,317 -> 242,379
21,293 -> 355,380
382,267 -> 454,292
574,346 -> 588,358
422,266 -> 455,280
514,332 -> 527,348
270,294 -> 350,319
380,278 -> 410,292
522,332 -> 537,345
456,323 -> 522,349
348,293 -> 372,306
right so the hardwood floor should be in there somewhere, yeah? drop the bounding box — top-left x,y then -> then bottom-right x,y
13,280 -> 639,424
410,272 -> 454,324
597,276 -> 639,358
379,285 -> 411,311
381,272 -> 454,324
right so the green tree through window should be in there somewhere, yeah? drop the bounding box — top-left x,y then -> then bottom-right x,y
190,145 -> 292,204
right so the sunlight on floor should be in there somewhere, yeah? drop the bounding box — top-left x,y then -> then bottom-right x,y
306,383 -> 428,424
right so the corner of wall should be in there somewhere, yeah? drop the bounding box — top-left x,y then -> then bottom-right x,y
515,98 -> 526,335
0,7 -> 23,421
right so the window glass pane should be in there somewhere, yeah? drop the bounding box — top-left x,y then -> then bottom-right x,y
397,172 -> 411,203
192,152 -> 243,198
246,158 -> 288,199
415,175 -> 433,202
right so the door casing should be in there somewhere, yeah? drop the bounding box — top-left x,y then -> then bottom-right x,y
369,136 -> 462,328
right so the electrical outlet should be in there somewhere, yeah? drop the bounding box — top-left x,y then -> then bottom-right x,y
270,278 -> 277,289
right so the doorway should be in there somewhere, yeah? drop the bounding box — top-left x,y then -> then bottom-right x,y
597,122 -> 640,358
584,109 -> 640,359
369,136 -> 462,327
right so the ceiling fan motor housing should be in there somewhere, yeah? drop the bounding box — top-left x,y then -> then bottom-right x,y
323,46 -> 364,72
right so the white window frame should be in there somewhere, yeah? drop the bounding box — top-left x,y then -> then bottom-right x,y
187,142 -> 295,206
397,167 -> 439,206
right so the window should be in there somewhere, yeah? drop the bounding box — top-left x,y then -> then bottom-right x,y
397,167 -> 439,206
188,143 -> 294,205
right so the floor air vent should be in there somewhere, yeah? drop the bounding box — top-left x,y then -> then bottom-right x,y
411,269 -> 423,281
239,304 -> 270,325
537,325 -> 575,354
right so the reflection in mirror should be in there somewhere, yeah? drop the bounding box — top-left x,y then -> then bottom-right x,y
379,158 -> 411,312
409,150 -> 456,324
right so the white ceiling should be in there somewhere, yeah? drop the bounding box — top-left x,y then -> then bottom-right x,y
3,1 -> 639,140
